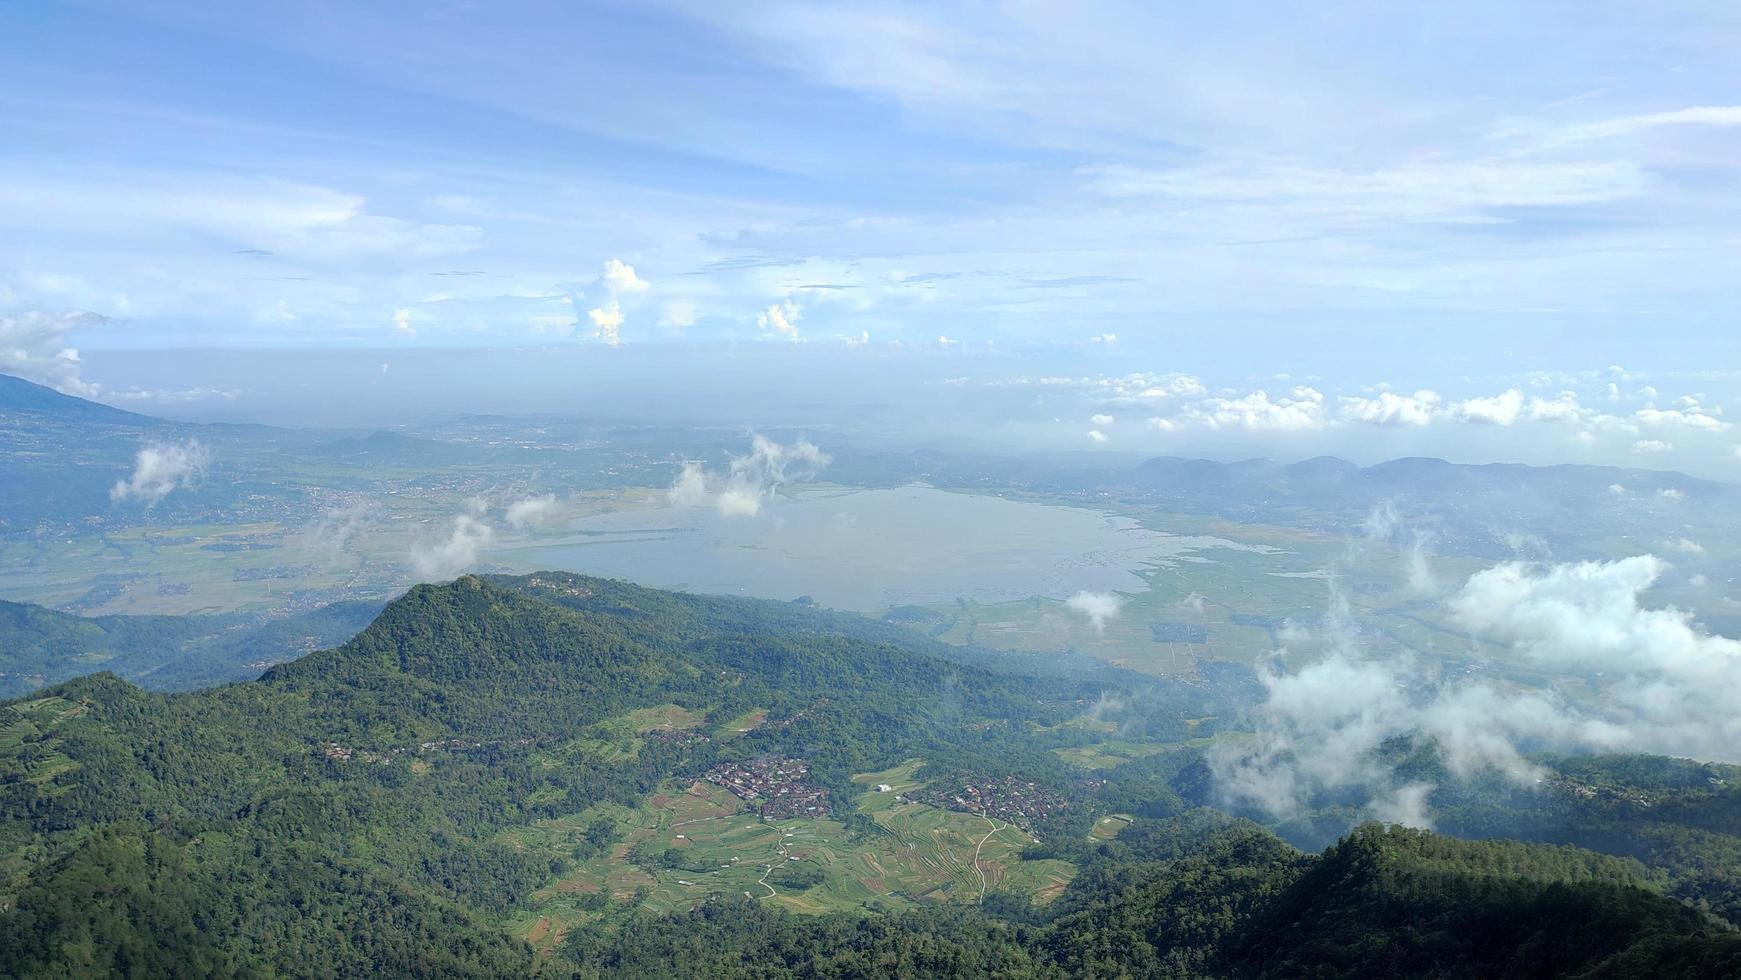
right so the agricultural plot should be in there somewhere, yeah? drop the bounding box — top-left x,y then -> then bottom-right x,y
716,707 -> 767,738
617,703 -> 706,734
524,704 -> 709,774
503,760 -> 1074,956
1053,740 -> 1172,770
0,696 -> 85,788
1088,814 -> 1134,841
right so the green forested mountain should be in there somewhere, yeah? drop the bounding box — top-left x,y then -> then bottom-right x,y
0,573 -> 1736,977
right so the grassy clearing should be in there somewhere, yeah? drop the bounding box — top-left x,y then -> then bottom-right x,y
716,708 -> 767,738
1053,741 -> 1170,770
619,704 -> 705,733
1088,814 -> 1134,842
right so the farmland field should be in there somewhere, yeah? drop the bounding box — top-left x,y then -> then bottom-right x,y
502,760 -> 1074,956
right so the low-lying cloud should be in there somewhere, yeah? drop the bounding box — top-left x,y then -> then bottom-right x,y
504,493 -> 561,530
1212,552 -> 1741,829
666,435 -> 830,517
110,440 -> 208,506
1450,555 -> 1741,761
409,513 -> 495,580
1066,590 -> 1124,635
303,501 -> 372,553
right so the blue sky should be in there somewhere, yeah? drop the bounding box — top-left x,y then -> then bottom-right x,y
3,1 -> 1741,468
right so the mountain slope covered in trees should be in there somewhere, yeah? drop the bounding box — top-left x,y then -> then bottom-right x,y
0,573 -> 1736,977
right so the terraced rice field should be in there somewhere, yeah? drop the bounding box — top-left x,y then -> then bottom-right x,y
505,759 -> 1075,955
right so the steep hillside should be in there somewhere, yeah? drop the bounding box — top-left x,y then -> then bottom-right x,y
0,575 -> 1103,976
0,373 -> 157,426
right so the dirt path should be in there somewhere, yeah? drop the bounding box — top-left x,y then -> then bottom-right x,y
971,816 -> 1008,902
755,829 -> 794,899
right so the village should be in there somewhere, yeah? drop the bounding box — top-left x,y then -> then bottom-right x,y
915,774 -> 1069,828
645,727 -> 711,747
704,755 -> 831,819
320,733 -> 549,766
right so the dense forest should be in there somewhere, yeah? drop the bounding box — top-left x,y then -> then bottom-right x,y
1,573 -> 1738,977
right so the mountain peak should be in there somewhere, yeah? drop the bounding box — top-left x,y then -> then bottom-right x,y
261,575 -> 661,687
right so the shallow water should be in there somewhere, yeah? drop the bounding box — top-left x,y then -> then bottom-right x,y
498,485 -> 1262,612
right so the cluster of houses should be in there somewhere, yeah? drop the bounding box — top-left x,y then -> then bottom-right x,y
776,698 -> 831,729
320,742 -> 401,765
704,755 -> 831,819
646,728 -> 711,747
320,733 -> 548,765
524,575 -> 594,598
917,775 -> 1069,827
415,734 -> 547,753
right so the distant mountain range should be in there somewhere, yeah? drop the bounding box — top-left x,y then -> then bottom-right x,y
6,369 -> 1736,563
0,597 -> 384,698
1134,452 -> 1726,501
1126,453 -> 1735,560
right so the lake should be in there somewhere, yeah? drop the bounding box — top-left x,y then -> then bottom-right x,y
496,484 -> 1264,612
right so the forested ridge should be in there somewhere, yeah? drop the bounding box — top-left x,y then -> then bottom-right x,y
0,573 -> 1737,977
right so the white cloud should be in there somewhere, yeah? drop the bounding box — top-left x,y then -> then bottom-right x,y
1082,158 -> 1655,223
587,301 -> 624,345
1214,550 -> 1741,826
757,301 -> 802,337
668,462 -> 710,507
1152,386 -> 1327,432
1532,105 -> 1741,148
1211,602 -> 1627,826
0,309 -> 104,394
0,177 -> 480,273
109,440 -> 209,506
601,258 -> 650,294
716,486 -> 764,517
1453,388 -> 1525,425
1636,406 -> 1728,432
1066,590 -> 1123,635
409,513 -> 495,580
1633,439 -> 1673,454
666,436 -> 831,517
1086,429 -> 1108,443
504,494 -> 560,530
393,308 -> 415,336
1339,389 -> 1441,426
1089,413 -> 1114,426
303,501 -> 371,553
1449,555 -> 1741,762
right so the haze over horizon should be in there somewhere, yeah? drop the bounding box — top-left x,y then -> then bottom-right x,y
4,1 -> 1740,474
